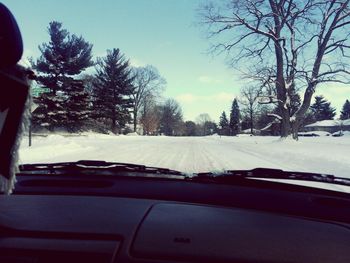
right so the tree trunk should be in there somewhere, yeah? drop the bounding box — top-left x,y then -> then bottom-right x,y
279,103 -> 291,138
133,110 -> 137,132
291,84 -> 316,140
291,119 -> 300,140
111,110 -> 117,134
273,27 -> 289,137
250,109 -> 254,135
111,119 -> 116,134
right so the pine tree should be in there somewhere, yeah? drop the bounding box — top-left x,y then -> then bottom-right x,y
93,48 -> 134,134
31,21 -> 93,131
184,121 -> 197,136
229,99 -> 240,135
219,111 -> 229,135
289,88 -> 301,116
32,92 -> 67,130
65,79 -> 91,132
310,95 -> 336,121
340,99 -> 350,120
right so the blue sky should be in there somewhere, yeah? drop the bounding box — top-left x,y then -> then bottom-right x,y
3,0 -> 245,121
3,0 -> 349,120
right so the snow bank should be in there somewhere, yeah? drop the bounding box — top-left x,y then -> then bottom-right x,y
332,130 -> 350,137
126,132 -> 139,136
241,129 -> 259,134
342,131 -> 350,136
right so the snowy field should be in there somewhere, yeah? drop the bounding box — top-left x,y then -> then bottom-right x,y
19,133 -> 350,178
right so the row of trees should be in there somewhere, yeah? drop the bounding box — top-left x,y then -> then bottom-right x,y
29,21 -> 253,137
31,21 -> 171,134
31,18 -> 350,137
221,85 -> 350,136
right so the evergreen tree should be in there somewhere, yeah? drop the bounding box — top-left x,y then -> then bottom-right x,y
203,121 -> 217,135
289,87 -> 301,116
159,99 -> 183,136
310,95 -> 336,121
93,48 -> 134,133
340,99 -> 350,120
256,105 -> 273,130
65,79 -> 91,132
184,121 -> 197,136
32,92 -> 66,130
219,111 -> 230,135
240,115 -> 251,131
31,21 -> 93,131
229,99 -> 240,135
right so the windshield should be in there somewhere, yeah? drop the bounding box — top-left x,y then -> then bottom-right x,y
4,0 -> 350,193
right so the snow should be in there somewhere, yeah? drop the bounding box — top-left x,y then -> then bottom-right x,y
241,129 -> 258,134
332,130 -> 350,137
305,119 -> 350,127
267,113 -> 282,120
126,132 -> 139,136
18,134 -> 350,192
341,131 -> 350,136
261,123 -> 272,131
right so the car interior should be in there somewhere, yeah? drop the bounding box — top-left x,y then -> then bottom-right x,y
0,3 -> 350,263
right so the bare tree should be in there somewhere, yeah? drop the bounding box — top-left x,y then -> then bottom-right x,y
131,65 -> 166,132
139,95 -> 161,135
239,86 -> 262,134
199,0 -> 350,139
196,113 -> 211,135
196,113 -> 212,125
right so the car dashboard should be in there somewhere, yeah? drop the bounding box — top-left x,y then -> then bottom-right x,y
0,173 -> 349,263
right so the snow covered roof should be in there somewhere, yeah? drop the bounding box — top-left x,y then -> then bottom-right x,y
241,128 -> 258,133
261,123 -> 272,131
305,119 -> 350,127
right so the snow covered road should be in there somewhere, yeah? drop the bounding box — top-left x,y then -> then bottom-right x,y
19,134 -> 350,179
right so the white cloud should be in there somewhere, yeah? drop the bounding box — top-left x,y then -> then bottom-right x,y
176,93 -> 197,103
212,92 -> 235,102
176,92 -> 236,122
176,92 -> 236,104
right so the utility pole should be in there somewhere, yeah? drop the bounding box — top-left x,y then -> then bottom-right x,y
29,102 -> 38,147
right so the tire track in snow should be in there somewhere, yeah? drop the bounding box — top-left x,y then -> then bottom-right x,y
195,137 -> 297,171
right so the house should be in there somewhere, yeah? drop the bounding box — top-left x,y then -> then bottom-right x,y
303,119 -> 350,133
240,128 -> 261,135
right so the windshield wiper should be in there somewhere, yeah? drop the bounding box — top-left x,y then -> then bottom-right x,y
18,163 -> 350,188
187,168 -> 350,188
19,160 -> 184,177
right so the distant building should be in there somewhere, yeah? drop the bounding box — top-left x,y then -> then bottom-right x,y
304,119 -> 350,133
240,128 -> 261,135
